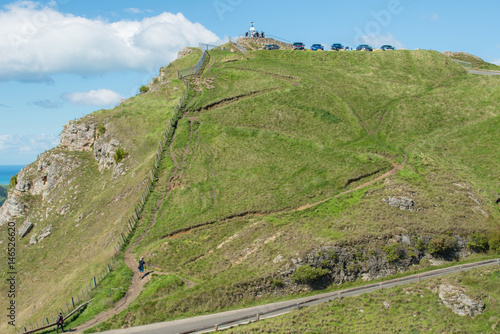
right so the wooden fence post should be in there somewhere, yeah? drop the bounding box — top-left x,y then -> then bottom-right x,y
71,297 -> 75,309
93,277 -> 97,288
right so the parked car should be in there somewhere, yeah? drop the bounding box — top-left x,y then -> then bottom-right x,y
356,44 -> 373,51
293,42 -> 305,50
265,44 -> 280,50
381,45 -> 395,50
311,44 -> 324,51
331,43 -> 344,51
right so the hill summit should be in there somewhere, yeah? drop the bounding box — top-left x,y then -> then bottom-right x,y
1,46 -> 499,332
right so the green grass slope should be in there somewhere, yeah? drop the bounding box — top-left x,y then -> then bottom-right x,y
224,266 -> 500,333
92,49 -> 500,330
0,51 -> 202,332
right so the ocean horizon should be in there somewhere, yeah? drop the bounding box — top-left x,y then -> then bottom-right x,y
0,165 -> 25,186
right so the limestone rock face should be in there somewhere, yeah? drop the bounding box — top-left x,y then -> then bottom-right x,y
177,47 -> 194,59
60,121 -> 96,151
18,219 -> 33,238
37,225 -> 53,243
94,137 -> 120,172
0,196 -> 27,226
34,153 -> 80,199
438,285 -> 485,317
383,197 -> 415,211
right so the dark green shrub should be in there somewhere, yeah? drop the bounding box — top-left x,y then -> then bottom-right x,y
489,230 -> 500,252
9,174 -> 17,190
97,124 -> 106,137
412,236 -> 426,251
467,233 -> 489,252
383,243 -> 404,262
292,265 -> 329,284
269,278 -> 284,288
114,148 -> 128,163
428,236 -> 457,254
139,85 -> 149,94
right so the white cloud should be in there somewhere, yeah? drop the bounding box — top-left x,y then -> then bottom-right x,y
356,32 -> 405,49
124,8 -> 153,14
0,1 -> 221,82
491,59 -> 500,65
0,134 -> 59,154
62,89 -> 123,106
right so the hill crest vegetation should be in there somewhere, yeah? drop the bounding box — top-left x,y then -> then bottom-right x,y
1,46 -> 499,332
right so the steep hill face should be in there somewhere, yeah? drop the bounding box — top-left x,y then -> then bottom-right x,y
1,48 -> 499,332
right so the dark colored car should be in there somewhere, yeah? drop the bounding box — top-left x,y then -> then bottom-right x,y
356,44 -> 373,51
311,44 -> 324,51
381,45 -> 395,50
331,43 -> 344,51
293,42 -> 305,50
265,44 -> 280,50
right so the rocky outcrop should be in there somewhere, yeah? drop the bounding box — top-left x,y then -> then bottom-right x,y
18,219 -> 33,238
37,225 -> 53,243
383,197 -> 415,211
438,285 -> 485,317
0,195 -> 27,226
60,121 -> 96,151
443,51 -> 483,62
177,47 -> 194,59
94,137 -> 120,172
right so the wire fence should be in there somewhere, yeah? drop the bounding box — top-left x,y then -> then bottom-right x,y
20,261 -> 113,334
451,58 -> 472,68
229,37 -> 247,53
18,82 -> 195,334
177,43 -> 216,79
179,258 -> 500,334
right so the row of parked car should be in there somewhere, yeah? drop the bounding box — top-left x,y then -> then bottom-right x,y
264,43 -> 395,51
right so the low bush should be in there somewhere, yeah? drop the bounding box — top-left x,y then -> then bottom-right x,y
114,148 -> 128,163
292,265 -> 329,284
466,232 -> 489,252
489,230 -> 500,253
428,236 -> 457,255
97,124 -> 106,137
139,85 -> 149,94
9,174 -> 17,190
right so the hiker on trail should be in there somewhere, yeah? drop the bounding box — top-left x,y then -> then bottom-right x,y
138,257 -> 145,279
56,312 -> 64,333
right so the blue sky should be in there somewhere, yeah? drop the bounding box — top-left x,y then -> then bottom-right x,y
1,0 -> 499,165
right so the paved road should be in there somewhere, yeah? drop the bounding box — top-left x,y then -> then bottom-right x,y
97,259 -> 499,334
468,69 -> 500,76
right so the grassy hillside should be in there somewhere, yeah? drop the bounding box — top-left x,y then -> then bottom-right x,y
87,49 -> 500,331
0,185 -> 7,206
3,48 -> 500,332
0,50 -> 202,332
224,265 -> 500,333
445,51 -> 500,71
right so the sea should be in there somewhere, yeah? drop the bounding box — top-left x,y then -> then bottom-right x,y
0,165 -> 25,186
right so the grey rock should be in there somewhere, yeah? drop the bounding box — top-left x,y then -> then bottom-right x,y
383,197 -> 415,211
94,138 -> 120,171
37,225 -> 53,242
438,285 -> 485,317
0,196 -> 27,226
273,255 -> 284,263
30,234 -> 38,245
383,301 -> 390,309
60,121 -> 96,151
177,47 -> 194,59
18,220 -> 33,238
